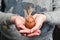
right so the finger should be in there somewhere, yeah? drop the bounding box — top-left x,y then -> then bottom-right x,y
34,29 -> 40,33
27,30 -> 41,37
19,29 -> 31,33
27,33 -> 40,37
17,24 -> 26,30
19,24 -> 31,31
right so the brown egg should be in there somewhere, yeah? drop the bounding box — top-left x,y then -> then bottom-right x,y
25,16 -> 35,29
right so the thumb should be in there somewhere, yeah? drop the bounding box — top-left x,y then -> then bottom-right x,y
30,24 -> 42,33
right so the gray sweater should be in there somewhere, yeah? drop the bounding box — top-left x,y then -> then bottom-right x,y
0,0 -> 60,40
0,0 -> 60,24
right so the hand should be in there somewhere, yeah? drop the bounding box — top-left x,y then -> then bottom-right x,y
11,16 -> 31,35
27,29 -> 41,37
27,14 -> 46,37
31,14 -> 46,32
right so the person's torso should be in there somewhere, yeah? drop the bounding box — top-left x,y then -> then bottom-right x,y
2,0 -> 56,39
4,0 -> 55,36
4,0 -> 53,12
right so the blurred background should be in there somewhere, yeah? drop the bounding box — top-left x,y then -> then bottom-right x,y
53,25 -> 60,40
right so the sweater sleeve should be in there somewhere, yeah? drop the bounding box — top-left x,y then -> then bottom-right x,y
43,11 -> 60,24
0,12 -> 15,24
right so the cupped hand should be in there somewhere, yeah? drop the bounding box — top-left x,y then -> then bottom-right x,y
26,14 -> 46,37
31,14 -> 46,33
11,16 -> 31,35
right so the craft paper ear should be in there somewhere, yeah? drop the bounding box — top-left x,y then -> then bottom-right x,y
25,3 -> 33,16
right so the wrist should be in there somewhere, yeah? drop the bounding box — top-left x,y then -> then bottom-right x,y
37,14 -> 46,22
11,16 -> 18,23
41,14 -> 46,22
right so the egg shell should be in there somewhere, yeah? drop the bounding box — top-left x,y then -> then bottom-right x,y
25,16 -> 35,29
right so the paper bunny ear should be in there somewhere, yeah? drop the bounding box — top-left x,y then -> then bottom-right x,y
24,5 -> 29,15
29,3 -> 33,15
25,3 -> 33,16
30,3 -> 32,10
